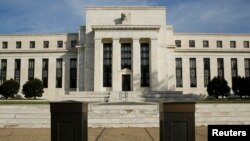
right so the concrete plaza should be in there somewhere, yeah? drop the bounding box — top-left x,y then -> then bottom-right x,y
0,126 -> 207,141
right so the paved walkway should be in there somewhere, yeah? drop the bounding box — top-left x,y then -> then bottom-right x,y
0,126 -> 207,141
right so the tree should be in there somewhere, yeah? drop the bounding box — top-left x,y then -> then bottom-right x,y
0,79 -> 20,99
246,78 -> 250,97
207,76 -> 230,98
232,76 -> 250,98
22,78 -> 44,99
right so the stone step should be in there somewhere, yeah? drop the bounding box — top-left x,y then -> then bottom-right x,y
89,102 -> 158,109
142,94 -> 190,98
61,92 -> 110,102
143,97 -> 194,102
69,91 -> 110,95
143,91 -> 183,95
60,97 -> 107,102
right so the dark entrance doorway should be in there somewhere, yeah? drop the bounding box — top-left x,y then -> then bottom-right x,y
122,75 -> 131,91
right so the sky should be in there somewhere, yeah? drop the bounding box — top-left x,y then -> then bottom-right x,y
0,0 -> 250,34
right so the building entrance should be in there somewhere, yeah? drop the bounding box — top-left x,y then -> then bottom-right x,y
122,75 -> 131,91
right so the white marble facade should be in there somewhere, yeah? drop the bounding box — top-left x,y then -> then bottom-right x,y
0,6 -> 250,99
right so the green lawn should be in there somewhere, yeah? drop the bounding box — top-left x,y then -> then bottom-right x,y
0,100 -> 49,104
196,98 -> 250,103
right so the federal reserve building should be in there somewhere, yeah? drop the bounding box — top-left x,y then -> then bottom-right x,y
0,6 -> 250,101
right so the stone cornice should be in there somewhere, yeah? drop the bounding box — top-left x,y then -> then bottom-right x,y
175,48 -> 250,53
0,33 -> 78,36
0,49 -> 77,54
86,6 -> 166,11
174,33 -> 250,36
92,25 -> 161,31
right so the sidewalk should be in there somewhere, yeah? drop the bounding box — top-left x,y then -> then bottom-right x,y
0,126 -> 207,141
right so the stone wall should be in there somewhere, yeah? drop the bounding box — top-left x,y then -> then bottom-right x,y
195,103 -> 250,126
0,103 -> 249,128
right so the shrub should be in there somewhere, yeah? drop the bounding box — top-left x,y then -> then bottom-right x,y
22,78 -> 44,99
232,76 -> 250,98
207,76 -> 230,98
0,79 -> 20,99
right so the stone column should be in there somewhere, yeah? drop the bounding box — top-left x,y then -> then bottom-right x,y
20,58 -> 28,90
76,47 -> 80,91
196,57 -> 203,89
150,38 -> 159,91
132,38 -> 141,91
76,46 -> 84,91
112,38 -> 121,91
238,57 -> 245,77
6,58 -> 14,80
94,38 -> 103,91
210,57 -> 217,79
48,58 -> 56,89
224,57 -> 232,87
182,57 -> 190,90
35,58 -> 42,79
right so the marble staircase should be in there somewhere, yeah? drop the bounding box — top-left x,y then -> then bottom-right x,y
60,91 -> 205,102
60,91 -> 110,102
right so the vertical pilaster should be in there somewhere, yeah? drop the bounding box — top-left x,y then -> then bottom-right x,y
224,57 -> 232,87
197,57 -> 203,88
76,46 -> 84,91
20,58 -> 28,89
6,58 -> 14,80
112,38 -> 121,91
94,38 -> 103,91
79,47 -> 85,91
35,58 -> 42,80
48,58 -> 56,89
238,57 -> 245,77
64,57 -> 70,91
150,38 -> 159,91
183,57 -> 189,90
132,38 -> 141,91
210,57 -> 217,79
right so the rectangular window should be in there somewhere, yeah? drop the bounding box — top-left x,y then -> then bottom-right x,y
203,40 -> 209,48
176,58 -> 182,87
71,40 -> 77,48
189,40 -> 195,48
141,43 -> 150,87
121,43 -> 132,69
175,40 -> 181,48
231,58 -> 238,78
43,41 -> 49,48
2,42 -> 8,49
57,41 -> 63,48
42,59 -> 49,88
217,40 -> 223,48
190,58 -> 197,87
204,58 -> 210,87
245,58 -> 250,78
231,58 -> 238,88
217,58 -> 224,78
56,58 -> 63,88
28,59 -> 35,80
0,59 -> 7,85
16,41 -> 21,49
244,41 -> 249,48
14,59 -> 21,84
230,41 -> 236,48
70,58 -> 77,88
103,43 -> 112,87
30,41 -> 35,48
